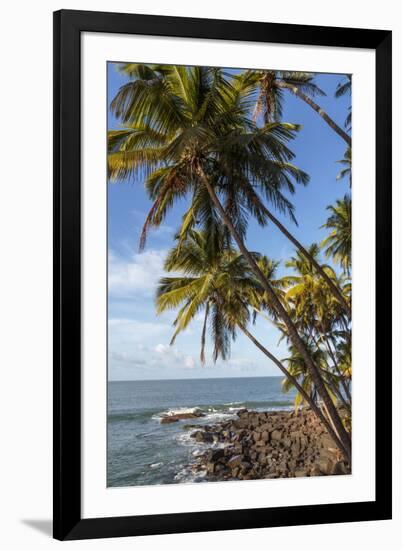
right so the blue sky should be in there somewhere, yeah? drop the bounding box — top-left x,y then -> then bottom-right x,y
107,63 -> 351,381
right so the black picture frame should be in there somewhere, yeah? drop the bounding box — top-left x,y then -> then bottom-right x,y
53,9 -> 392,541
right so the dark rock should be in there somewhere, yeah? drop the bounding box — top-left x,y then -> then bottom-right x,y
310,465 -> 322,476
240,461 -> 252,472
261,430 -> 270,442
317,457 -> 334,475
191,430 -> 214,443
294,469 -> 308,478
207,448 -> 225,462
227,455 -> 244,469
185,407 -> 351,483
331,461 -> 349,475
161,411 -> 205,423
271,430 -> 282,442
160,416 -> 179,424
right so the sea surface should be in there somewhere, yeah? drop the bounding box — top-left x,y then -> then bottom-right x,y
108,376 -> 295,487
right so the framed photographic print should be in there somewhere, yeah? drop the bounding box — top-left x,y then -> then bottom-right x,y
53,9 -> 392,540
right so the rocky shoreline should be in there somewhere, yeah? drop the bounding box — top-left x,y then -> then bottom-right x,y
185,408 -> 351,481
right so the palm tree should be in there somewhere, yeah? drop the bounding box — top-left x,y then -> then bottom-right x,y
253,70 -> 351,146
280,245 -> 351,406
108,64 -> 351,458
110,65 -> 350,316
156,230 -> 349,458
336,147 -> 352,187
321,195 -> 352,275
282,341 -> 329,408
282,244 -> 350,325
335,75 -> 352,131
282,342 -> 350,439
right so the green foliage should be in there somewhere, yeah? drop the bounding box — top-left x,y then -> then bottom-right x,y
321,194 -> 352,275
108,64 -> 310,250
336,147 -> 352,186
108,63 -> 352,421
155,229 -> 280,363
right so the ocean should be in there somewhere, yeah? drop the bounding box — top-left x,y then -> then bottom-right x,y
107,376 -> 296,487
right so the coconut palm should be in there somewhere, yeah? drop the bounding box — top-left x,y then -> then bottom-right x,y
156,230 -> 349,457
282,244 -> 350,326
282,341 -> 350,437
253,70 -> 351,146
321,194 -> 352,275
110,64 -> 350,316
336,147 -> 352,187
335,75 -> 352,131
282,341 -> 329,407
108,63 -> 351,458
279,245 -> 351,407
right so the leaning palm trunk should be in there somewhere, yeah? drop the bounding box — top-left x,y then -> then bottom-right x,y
322,369 -> 351,412
275,80 -> 352,147
321,401 -> 343,445
310,333 -> 351,410
200,302 -> 209,365
240,325 -> 349,459
324,337 -> 352,403
259,202 -> 351,316
197,163 -> 352,462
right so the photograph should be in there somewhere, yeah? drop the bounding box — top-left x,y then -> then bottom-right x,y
107,61 -> 352,488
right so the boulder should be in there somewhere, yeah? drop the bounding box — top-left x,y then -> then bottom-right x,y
261,430 -> 270,442
310,464 -> 322,477
191,430 -> 214,443
331,461 -> 349,476
317,457 -> 334,475
207,448 -> 225,462
294,469 -> 308,478
259,422 -> 274,433
161,411 -> 205,423
160,416 -> 179,424
271,430 -> 282,442
206,462 -> 216,474
240,461 -> 252,472
227,455 -> 244,469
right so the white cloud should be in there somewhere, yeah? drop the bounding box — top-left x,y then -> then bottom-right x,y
154,342 -> 197,369
108,319 -> 173,358
155,343 -> 170,355
109,350 -> 147,367
108,317 -> 199,373
108,248 -> 167,296
184,356 -> 196,369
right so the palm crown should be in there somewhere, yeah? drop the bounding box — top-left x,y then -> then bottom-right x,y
156,228 -> 276,363
108,64 -> 309,249
321,194 -> 352,275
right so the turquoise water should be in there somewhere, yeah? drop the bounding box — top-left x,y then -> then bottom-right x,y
107,376 -> 295,487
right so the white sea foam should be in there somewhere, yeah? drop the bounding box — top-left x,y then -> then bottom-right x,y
176,431 -> 198,446
192,449 -> 204,457
152,406 -> 203,420
174,466 -> 207,483
204,410 -> 237,422
149,462 -> 163,469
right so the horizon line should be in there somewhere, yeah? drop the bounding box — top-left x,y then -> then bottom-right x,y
108,374 -> 284,383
